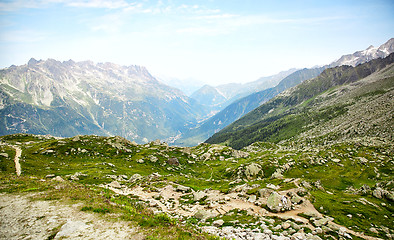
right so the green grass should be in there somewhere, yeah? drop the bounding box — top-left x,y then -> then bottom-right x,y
0,133 -> 392,239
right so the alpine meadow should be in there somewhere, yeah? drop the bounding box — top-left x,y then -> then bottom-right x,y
0,1 -> 393,240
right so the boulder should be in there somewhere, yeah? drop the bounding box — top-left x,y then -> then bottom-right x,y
129,174 -> 143,182
267,192 -> 292,212
385,191 -> 394,202
244,163 -> 263,179
232,150 -> 249,158
52,176 -> 65,182
313,218 -> 330,227
372,187 -> 385,199
149,156 -> 158,163
291,195 -> 303,204
282,222 -> 291,230
270,169 -> 283,179
176,185 -> 191,193
55,220 -> 87,238
167,157 -> 179,166
109,181 -> 121,188
258,188 -> 273,198
193,191 -> 207,201
194,210 -> 213,220
213,219 -> 224,227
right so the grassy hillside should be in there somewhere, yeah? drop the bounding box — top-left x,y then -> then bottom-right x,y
0,133 -> 392,239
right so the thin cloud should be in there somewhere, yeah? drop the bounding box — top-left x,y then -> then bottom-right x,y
0,0 -> 134,11
0,29 -> 48,43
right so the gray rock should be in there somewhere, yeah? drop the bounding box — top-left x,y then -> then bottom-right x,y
72,135 -> 80,142
372,187 -> 385,199
0,153 -> 9,158
271,169 -> 284,179
282,222 -> 291,230
176,185 -> 191,193
137,159 -> 144,163
245,163 -> 263,179
194,210 -> 213,220
109,181 -> 121,188
149,156 -> 158,163
313,218 -> 330,227
129,174 -> 143,182
193,191 -> 207,201
213,219 -> 224,227
55,220 -> 87,238
385,191 -> 394,202
232,150 -> 249,159
267,192 -> 291,212
259,188 -> 274,198
167,157 -> 179,166
291,195 -> 303,204
306,234 -> 322,240
46,174 -> 55,178
301,181 -> 312,189
52,176 -> 65,182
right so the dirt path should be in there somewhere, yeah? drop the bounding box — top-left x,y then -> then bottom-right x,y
12,146 -> 21,176
0,192 -> 144,240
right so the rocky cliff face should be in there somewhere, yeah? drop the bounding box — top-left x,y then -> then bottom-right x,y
0,59 -> 206,143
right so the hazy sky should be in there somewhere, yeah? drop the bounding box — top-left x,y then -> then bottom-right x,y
1,0 -> 393,85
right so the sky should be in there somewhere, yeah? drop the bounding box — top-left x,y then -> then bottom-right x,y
0,0 -> 393,85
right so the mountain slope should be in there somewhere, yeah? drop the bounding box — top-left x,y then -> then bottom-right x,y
206,53 -> 394,149
190,85 -> 227,111
190,68 -> 298,112
174,67 -> 325,146
0,59 -> 207,143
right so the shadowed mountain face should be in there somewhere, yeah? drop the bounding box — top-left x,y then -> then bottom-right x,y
0,59 -> 207,143
206,53 -> 394,149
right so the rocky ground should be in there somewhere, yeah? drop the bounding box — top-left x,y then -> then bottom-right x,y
0,193 -> 144,240
0,134 -> 392,239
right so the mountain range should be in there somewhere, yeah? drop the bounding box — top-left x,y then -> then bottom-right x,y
0,59 -> 206,143
206,53 -> 394,149
0,38 -> 393,146
174,38 -> 394,146
190,68 -> 298,113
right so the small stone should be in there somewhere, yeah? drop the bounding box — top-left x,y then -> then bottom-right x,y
282,222 -> 291,230
193,191 -> 207,201
167,157 -> 179,166
213,220 -> 224,227
176,185 -> 191,193
259,188 -> 273,198
52,176 -> 65,182
109,181 -> 121,188
46,174 -> 55,178
313,218 -> 329,227
137,159 -> 144,164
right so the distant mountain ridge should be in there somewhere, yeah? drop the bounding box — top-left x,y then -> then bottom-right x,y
0,58 -> 207,143
206,53 -> 394,149
330,38 -> 394,67
190,68 -> 298,112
